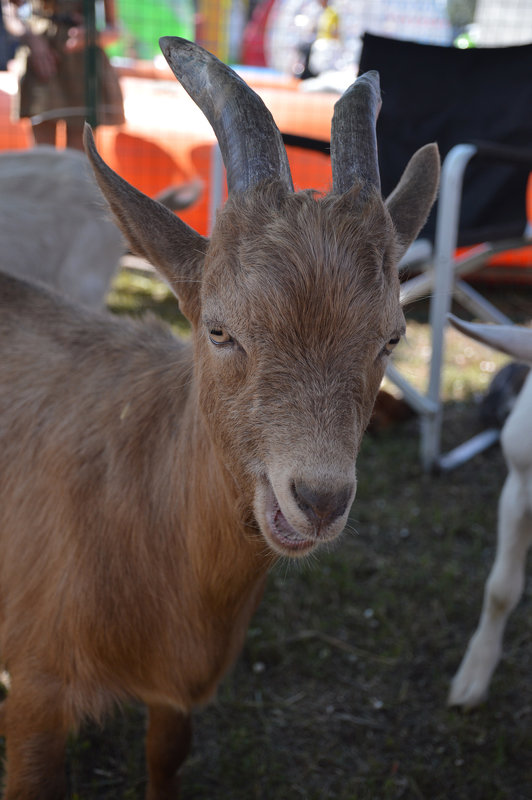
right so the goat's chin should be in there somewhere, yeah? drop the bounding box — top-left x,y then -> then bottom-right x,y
253,477 -> 347,559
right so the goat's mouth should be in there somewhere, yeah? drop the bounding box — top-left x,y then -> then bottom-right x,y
265,490 -> 316,555
254,474 -> 353,558
254,478 -> 318,557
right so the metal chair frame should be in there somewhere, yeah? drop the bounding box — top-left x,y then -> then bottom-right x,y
388,142 -> 532,471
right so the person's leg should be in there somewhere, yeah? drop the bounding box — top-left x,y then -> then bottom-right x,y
65,119 -> 85,151
32,119 -> 57,146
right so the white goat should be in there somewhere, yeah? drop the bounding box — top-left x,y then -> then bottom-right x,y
0,146 -> 124,308
0,147 -> 201,308
448,314 -> 532,709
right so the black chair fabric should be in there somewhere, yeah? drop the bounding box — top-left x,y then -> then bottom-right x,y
358,33 -> 532,246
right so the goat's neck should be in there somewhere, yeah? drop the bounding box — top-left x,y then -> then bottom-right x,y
181,386 -> 271,602
153,387 -> 271,690
106,353 -> 270,701
174,379 -> 272,611
110,337 -> 270,608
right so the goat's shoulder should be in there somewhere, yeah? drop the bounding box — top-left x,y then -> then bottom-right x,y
0,270 -> 192,490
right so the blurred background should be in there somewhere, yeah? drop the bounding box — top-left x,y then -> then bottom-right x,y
1,1 -> 531,237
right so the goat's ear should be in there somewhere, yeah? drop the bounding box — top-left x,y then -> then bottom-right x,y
84,125 -> 207,321
385,143 -> 440,260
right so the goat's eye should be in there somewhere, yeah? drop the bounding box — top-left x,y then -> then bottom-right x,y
381,336 -> 401,357
209,327 -> 233,346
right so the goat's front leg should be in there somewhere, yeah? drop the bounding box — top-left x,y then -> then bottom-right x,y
145,705 -> 192,800
449,469 -> 532,708
1,679 -> 68,800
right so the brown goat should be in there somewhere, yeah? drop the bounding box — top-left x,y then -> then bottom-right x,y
0,37 -> 439,799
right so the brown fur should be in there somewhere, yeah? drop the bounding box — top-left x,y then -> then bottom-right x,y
0,88 -> 439,800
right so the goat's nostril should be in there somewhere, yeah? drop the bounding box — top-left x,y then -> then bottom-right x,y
291,481 -> 352,526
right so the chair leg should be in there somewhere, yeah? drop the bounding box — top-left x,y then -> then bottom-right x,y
420,144 -> 478,471
420,247 -> 454,471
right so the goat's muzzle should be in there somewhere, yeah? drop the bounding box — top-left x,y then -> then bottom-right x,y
255,475 -> 355,557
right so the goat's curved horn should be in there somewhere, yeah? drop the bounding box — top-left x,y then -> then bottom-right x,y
159,37 -> 293,195
330,70 -> 381,195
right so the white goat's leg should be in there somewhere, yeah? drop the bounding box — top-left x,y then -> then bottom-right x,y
449,468 -> 531,708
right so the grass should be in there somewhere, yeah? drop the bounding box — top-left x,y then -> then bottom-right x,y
2,272 -> 532,799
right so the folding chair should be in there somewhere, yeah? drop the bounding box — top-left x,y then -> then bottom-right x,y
358,33 -> 532,471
